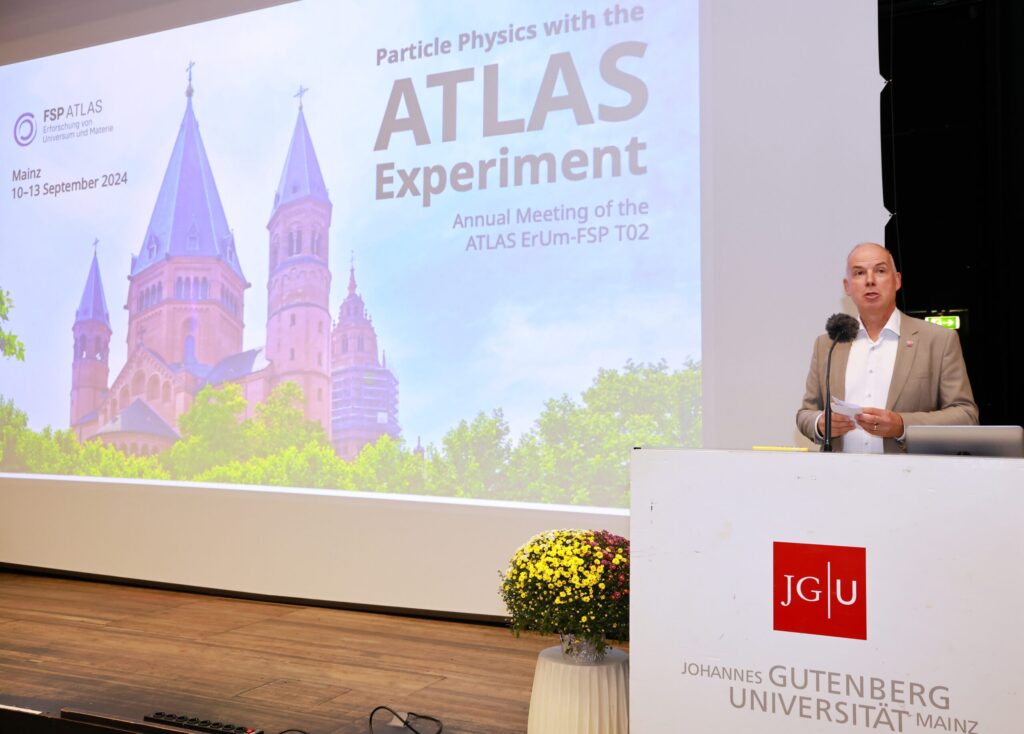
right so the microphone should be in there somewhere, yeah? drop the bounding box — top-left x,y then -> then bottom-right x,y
826,313 -> 860,343
822,313 -> 859,452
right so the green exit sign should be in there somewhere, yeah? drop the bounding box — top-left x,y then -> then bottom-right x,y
925,315 -> 961,330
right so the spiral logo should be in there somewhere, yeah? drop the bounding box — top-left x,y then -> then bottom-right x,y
14,112 -> 37,146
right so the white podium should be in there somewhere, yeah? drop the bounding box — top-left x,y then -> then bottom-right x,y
630,449 -> 1023,733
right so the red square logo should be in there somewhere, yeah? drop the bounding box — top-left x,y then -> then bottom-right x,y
773,542 -> 866,640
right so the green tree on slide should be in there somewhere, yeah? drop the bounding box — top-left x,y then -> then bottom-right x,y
507,359 -> 701,506
2,360 -> 702,508
1,288 -> 26,361
0,397 -> 167,478
162,381 -> 329,480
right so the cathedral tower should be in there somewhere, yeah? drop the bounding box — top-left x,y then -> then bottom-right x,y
126,77 -> 248,369
330,263 -> 399,460
265,94 -> 332,431
70,247 -> 112,435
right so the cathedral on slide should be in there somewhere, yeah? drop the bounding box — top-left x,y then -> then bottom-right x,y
69,78 -> 399,460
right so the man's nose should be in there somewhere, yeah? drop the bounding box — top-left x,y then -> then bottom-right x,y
864,270 -> 876,284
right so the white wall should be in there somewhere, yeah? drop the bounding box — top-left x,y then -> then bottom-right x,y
701,0 -> 886,450
0,473 -> 627,616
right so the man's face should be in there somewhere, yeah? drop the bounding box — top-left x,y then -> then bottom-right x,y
843,244 -> 901,320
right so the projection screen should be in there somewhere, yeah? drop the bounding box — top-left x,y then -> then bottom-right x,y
0,0 -> 699,510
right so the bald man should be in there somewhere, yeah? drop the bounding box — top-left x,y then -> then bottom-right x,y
796,243 -> 978,453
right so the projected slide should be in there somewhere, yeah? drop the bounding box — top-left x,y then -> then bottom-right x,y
0,0 -> 699,507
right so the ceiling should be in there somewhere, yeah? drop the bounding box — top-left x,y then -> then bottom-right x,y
0,0 -> 294,66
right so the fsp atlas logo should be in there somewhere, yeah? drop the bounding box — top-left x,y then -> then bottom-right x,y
13,112 -> 36,146
773,542 -> 866,640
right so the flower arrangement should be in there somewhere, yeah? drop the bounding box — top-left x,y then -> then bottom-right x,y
500,528 -> 629,653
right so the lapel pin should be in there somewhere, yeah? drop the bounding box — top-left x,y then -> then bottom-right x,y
906,340 -> 914,348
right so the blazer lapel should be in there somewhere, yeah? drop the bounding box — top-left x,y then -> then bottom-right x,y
886,318 -> 920,410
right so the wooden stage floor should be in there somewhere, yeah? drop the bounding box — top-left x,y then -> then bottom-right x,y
0,571 -> 572,733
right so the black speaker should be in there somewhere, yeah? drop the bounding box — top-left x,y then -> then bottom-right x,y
878,0 -> 893,80
878,0 -> 1024,425
879,82 -> 894,214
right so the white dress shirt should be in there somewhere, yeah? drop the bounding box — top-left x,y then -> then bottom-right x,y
842,310 -> 901,454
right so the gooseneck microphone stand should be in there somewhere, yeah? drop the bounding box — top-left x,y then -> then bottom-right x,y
822,341 -> 839,453
821,313 -> 859,453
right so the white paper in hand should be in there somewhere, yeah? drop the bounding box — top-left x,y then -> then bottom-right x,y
830,397 -> 863,418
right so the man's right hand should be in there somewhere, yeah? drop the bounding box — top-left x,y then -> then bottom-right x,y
817,412 -> 856,439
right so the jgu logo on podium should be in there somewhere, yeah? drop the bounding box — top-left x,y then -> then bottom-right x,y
773,541 -> 867,640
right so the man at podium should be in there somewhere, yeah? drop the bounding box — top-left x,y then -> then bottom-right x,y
796,242 -> 978,453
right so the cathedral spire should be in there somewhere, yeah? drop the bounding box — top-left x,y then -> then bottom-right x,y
272,89 -> 330,216
71,242 -> 112,432
75,244 -> 110,328
132,70 -> 244,280
265,87 -> 333,435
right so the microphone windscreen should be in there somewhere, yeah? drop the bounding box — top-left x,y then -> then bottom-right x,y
825,313 -> 860,343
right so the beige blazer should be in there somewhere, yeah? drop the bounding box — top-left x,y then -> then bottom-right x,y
796,313 -> 979,453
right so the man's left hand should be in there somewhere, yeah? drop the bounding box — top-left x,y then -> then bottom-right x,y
856,407 -> 904,439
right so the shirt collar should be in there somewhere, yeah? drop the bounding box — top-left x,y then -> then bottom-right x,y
857,310 -> 901,341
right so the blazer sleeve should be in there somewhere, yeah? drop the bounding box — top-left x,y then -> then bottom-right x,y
897,327 -> 979,427
796,336 -> 826,443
